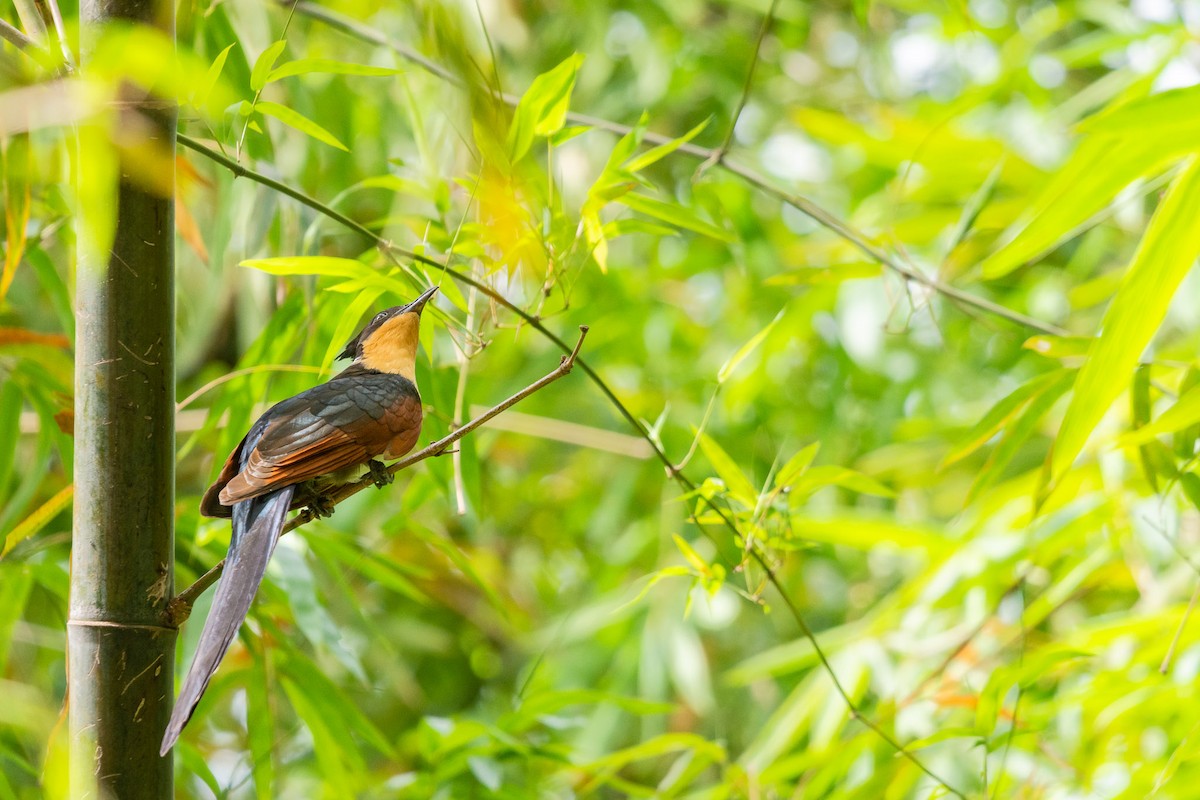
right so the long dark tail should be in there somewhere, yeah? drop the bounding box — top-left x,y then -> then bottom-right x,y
160,485 -> 295,755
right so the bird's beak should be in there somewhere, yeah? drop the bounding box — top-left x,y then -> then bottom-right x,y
408,285 -> 438,315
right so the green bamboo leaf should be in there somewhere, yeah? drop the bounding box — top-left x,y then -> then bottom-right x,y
240,257 -> 417,300
618,193 -> 734,242
1131,364 -> 1162,491
177,744 -> 222,797
624,118 -> 710,173
698,434 -> 758,506
718,309 -> 783,383
245,646 -> 275,800
790,515 -> 945,552
255,101 -> 348,151
790,465 -> 894,500
980,135 -> 1186,279
516,688 -> 675,720
2,484 -> 73,558
25,246 -> 74,338
250,40 -> 287,92
267,58 -> 401,82
280,676 -> 359,788
0,569 -> 31,674
972,370 -> 1074,502
1078,85 -> 1200,135
764,263 -> 881,286
1175,367 -> 1200,458
600,218 -> 679,239
1118,384 -> 1200,446
583,732 -> 724,772
1048,157 -> 1200,489
942,370 -> 1069,468
194,43 -> 235,110
1180,472 -> 1200,511
320,287 -> 383,374
281,655 -> 396,758
507,53 -> 584,162
775,442 -> 820,490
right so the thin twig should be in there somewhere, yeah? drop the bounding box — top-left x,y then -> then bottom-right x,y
990,584 -> 1028,800
703,0 -> 778,172
451,270 -> 480,515
42,0 -> 72,67
11,0 -> 46,43
0,17 -> 36,51
176,364 -> 327,412
164,326 -> 589,625
287,0 -> 1062,340
1161,580 -> 1200,674
179,131 -> 966,799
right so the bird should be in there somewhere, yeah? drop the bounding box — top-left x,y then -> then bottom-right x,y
160,286 -> 437,756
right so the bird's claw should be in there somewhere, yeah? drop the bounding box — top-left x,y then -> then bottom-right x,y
306,493 -> 335,519
367,459 -> 393,489
298,483 -> 335,518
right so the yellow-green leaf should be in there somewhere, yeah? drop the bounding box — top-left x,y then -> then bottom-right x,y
250,40 -> 287,92
1118,384 -> 1200,447
507,53 -> 584,162
1048,157 -> 1200,489
255,101 -> 348,151
775,442 -> 820,489
942,369 -> 1070,468
267,59 -> 401,82
718,309 -> 783,383
193,43 -> 235,112
790,465 -> 894,500
624,118 -> 710,173
980,135 -> 1187,279
698,433 -> 757,506
1078,85 -> 1200,135
618,193 -> 733,242
3,484 -> 73,558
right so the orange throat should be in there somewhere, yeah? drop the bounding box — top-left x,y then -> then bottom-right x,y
360,313 -> 420,380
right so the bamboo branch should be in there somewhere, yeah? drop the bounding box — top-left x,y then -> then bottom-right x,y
164,326 -> 589,626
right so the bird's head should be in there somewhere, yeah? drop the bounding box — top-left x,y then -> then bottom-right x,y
338,286 -> 438,379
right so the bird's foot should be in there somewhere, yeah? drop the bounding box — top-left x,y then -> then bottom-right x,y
307,494 -> 335,518
298,483 -> 336,518
367,459 -> 393,489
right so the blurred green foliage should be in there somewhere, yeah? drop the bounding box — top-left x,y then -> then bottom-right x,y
5,0 -> 1200,797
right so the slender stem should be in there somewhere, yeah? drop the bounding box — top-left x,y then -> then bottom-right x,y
287,0 -> 1062,340
1161,580 -> 1200,674
714,0 -> 778,160
180,130 -> 965,797
11,0 -> 46,43
0,17 -> 36,50
165,327 -> 589,622
43,0 -> 73,67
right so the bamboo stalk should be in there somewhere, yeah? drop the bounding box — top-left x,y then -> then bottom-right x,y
68,0 -> 176,797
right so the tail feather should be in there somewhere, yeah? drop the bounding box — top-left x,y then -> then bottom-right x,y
160,485 -> 295,756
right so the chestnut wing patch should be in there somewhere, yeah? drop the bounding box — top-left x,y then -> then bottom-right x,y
218,373 -> 417,505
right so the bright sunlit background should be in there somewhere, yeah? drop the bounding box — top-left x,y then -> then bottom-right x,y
5,0 -> 1200,797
